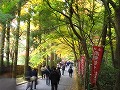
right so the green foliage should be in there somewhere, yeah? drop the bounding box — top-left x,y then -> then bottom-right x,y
0,0 -> 19,23
98,60 -> 116,90
31,0 -> 64,33
29,44 -> 48,67
30,55 -> 44,67
0,0 -> 19,14
0,11 -> 13,23
30,30 -> 42,48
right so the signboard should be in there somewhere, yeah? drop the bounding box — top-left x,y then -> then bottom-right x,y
78,59 -> 81,75
78,56 -> 85,77
90,46 -> 104,86
80,56 -> 85,76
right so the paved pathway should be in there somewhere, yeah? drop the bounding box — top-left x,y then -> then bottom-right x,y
17,66 -> 77,90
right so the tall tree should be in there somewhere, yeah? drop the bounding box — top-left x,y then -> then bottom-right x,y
101,0 -> 120,89
6,20 -> 11,67
24,15 -> 30,77
12,0 -> 22,78
0,0 -> 17,74
0,23 -> 6,74
5,0 -> 17,68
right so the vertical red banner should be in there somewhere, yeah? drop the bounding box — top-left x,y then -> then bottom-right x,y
78,59 -> 81,75
77,56 -> 85,76
80,56 -> 85,77
90,46 -> 104,86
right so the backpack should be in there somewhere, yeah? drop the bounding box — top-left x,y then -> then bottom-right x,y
68,68 -> 73,73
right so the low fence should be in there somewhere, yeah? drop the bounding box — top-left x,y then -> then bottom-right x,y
16,65 -> 24,75
0,65 -> 24,76
0,65 -> 42,77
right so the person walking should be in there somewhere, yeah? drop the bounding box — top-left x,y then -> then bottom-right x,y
31,68 -> 38,90
56,66 -> 61,84
41,65 -> 46,79
25,66 -> 32,90
49,66 -> 60,90
68,66 -> 73,78
61,64 -> 65,75
45,66 -> 51,85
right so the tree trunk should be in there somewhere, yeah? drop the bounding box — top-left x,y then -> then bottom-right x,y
96,10 -> 108,90
114,7 -> 120,90
114,71 -> 120,90
108,19 -> 115,67
46,55 -> 49,66
6,20 -> 11,67
72,40 -> 78,62
54,53 -> 57,65
100,0 -> 120,89
24,16 -> 30,77
0,23 -> 6,74
50,52 -> 54,68
12,1 -> 21,78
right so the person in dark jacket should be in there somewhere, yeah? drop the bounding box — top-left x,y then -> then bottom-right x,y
56,66 -> 61,84
25,66 -> 32,90
45,66 -> 51,85
61,64 -> 65,75
68,66 -> 73,78
31,68 -> 38,89
49,66 -> 60,90
41,65 -> 46,79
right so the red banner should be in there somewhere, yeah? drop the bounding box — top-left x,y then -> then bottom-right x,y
78,56 -> 85,77
90,46 -> 104,86
80,56 -> 85,76
78,59 -> 81,75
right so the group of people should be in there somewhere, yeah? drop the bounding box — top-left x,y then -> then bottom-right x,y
40,65 -> 61,90
25,63 -> 73,90
61,62 -> 73,77
25,66 -> 38,90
